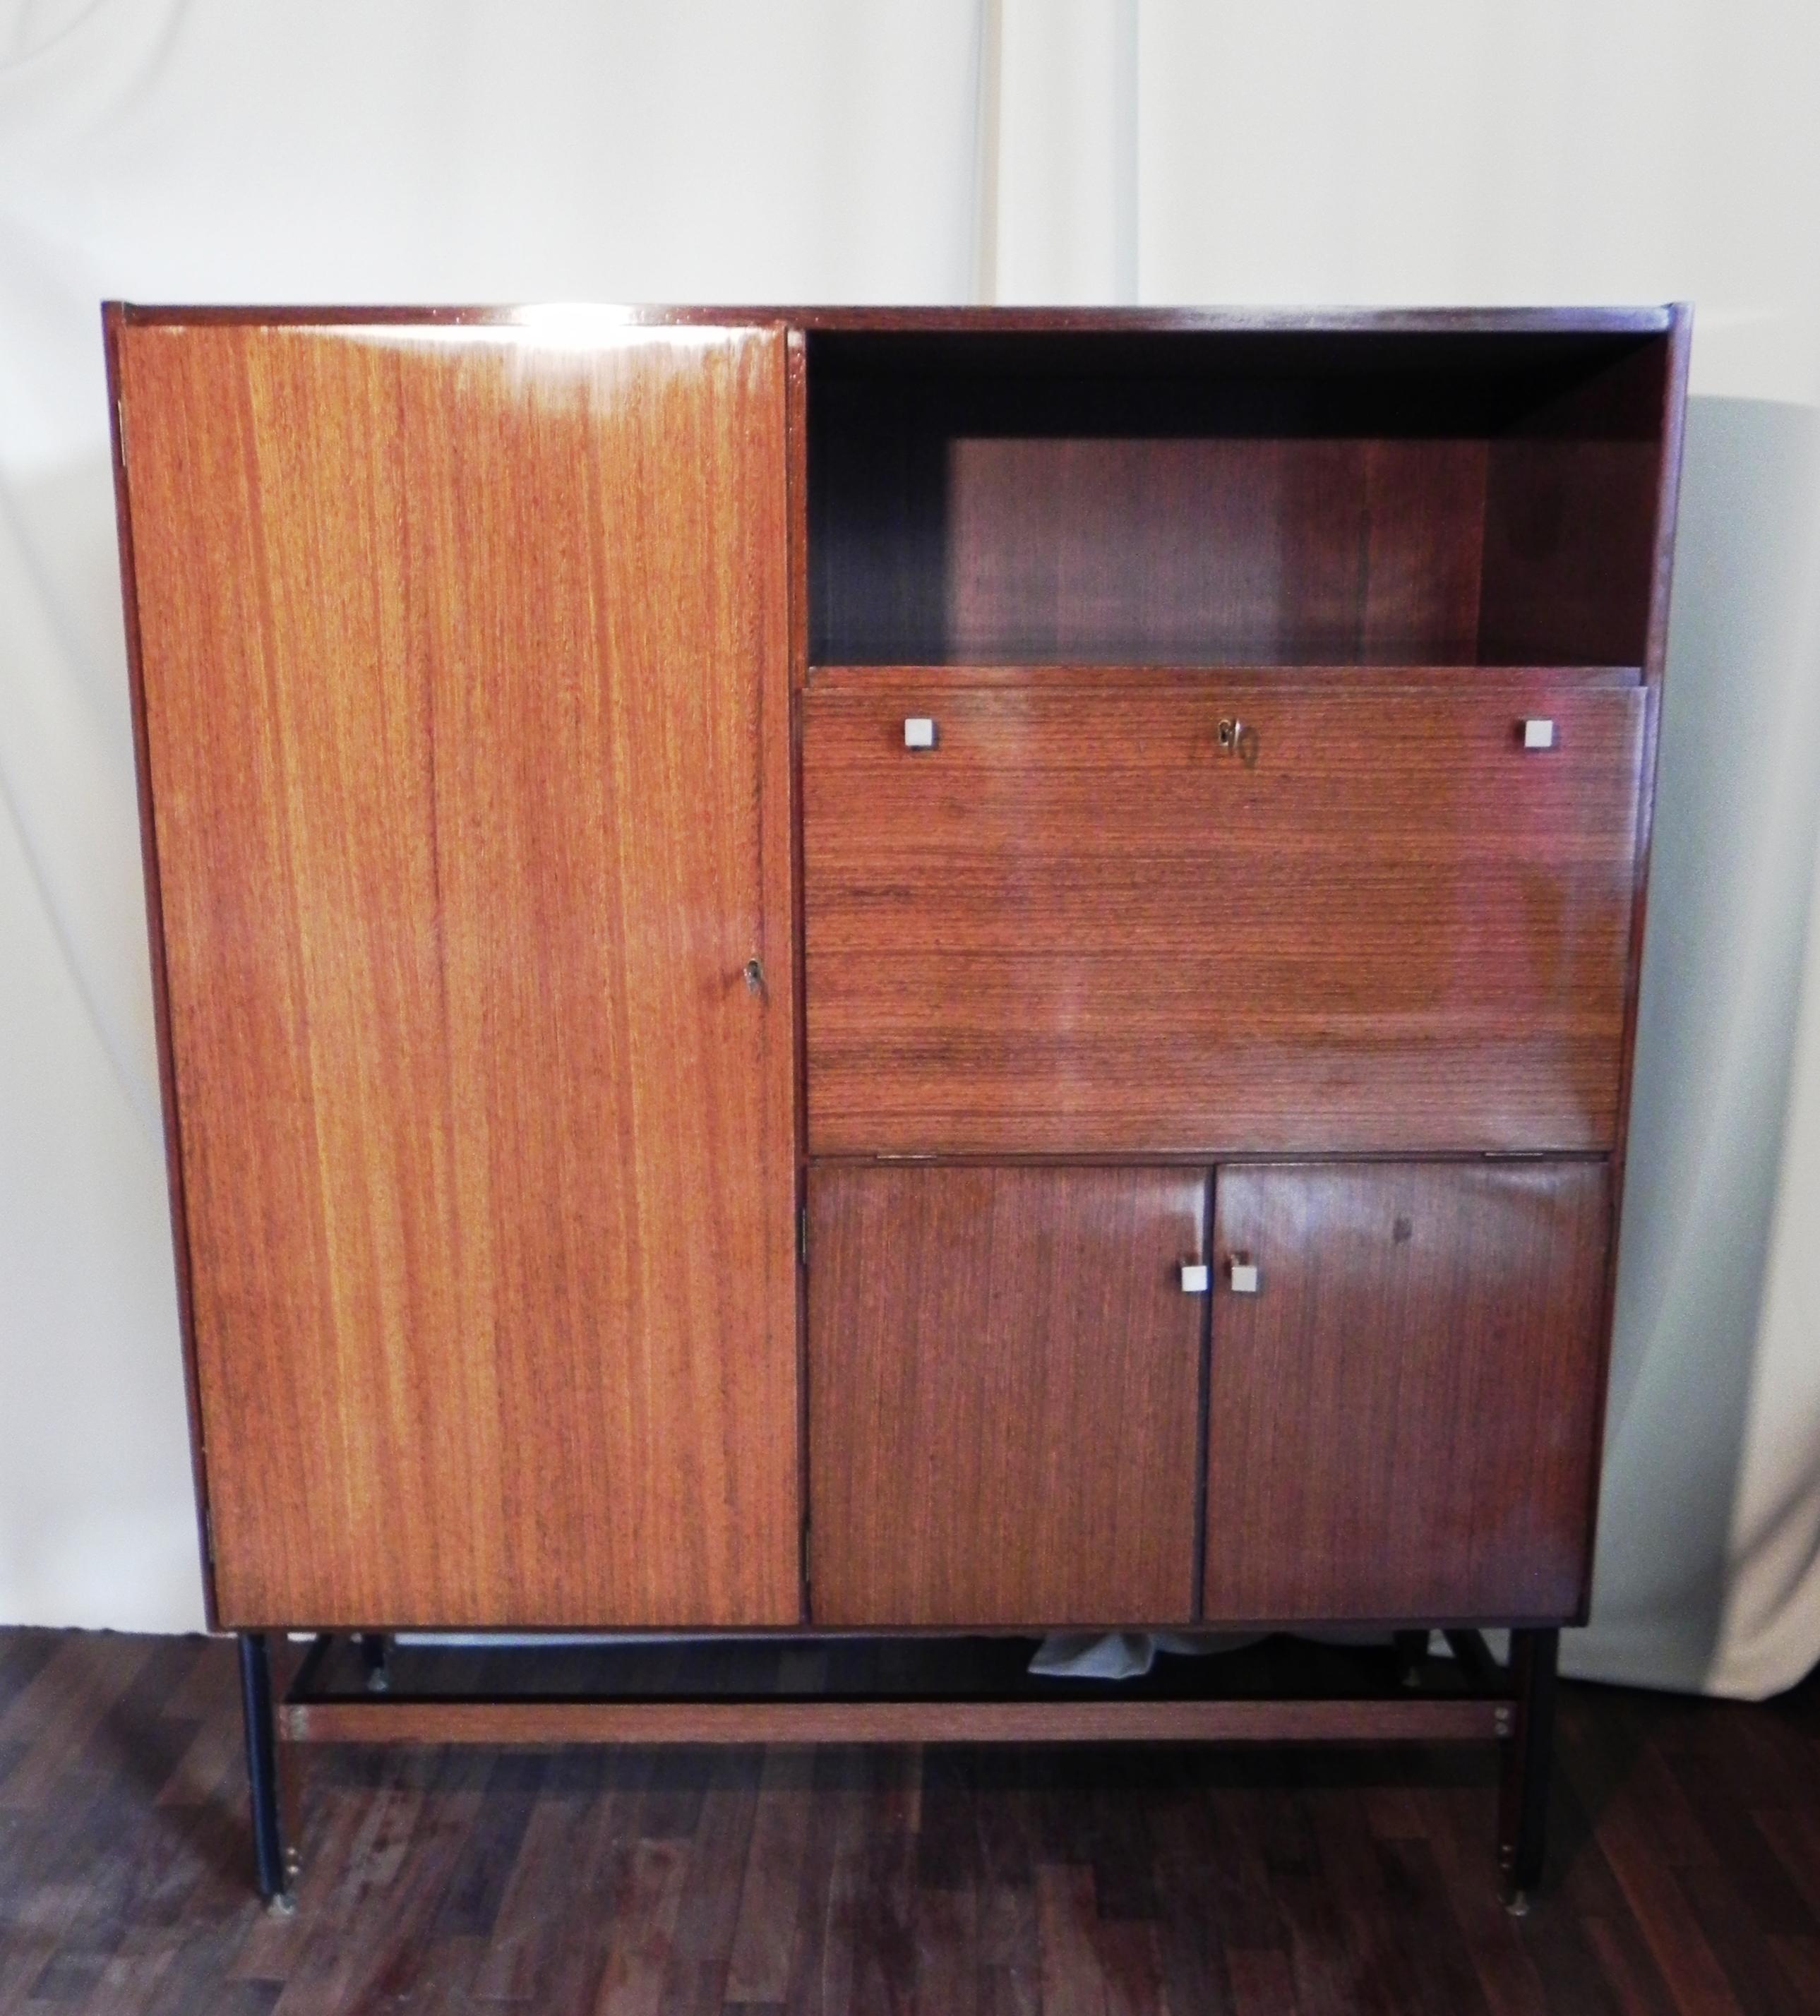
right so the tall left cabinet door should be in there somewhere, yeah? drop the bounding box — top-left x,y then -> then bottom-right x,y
114,317 -> 798,1629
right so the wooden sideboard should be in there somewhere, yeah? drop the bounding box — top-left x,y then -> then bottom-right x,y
106,303 -> 1690,1911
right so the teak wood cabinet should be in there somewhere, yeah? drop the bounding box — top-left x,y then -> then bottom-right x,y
107,304 -> 1689,1907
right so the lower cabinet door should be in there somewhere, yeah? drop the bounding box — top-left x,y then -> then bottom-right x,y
1204,1160 -> 1611,1623
808,1165 -> 1208,1626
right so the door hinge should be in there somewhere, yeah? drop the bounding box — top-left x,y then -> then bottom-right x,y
116,398 -> 128,469
798,1204 -> 809,1268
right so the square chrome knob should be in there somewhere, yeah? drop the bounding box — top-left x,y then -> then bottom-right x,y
1180,1264 -> 1209,1294
1228,1261 -> 1260,1294
904,716 -> 937,750
1521,718 -> 1556,750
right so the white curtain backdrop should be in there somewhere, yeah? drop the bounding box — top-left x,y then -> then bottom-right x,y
2,0 -> 1816,1699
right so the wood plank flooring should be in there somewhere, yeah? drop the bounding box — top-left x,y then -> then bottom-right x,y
1,1627 -> 1817,2013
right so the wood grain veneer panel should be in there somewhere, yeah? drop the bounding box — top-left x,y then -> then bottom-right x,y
1204,1160 -> 1610,1621
804,682 -> 1645,1155
119,320 -> 796,1628
943,437 -> 1487,666
811,404 -> 1492,670
808,1165 -> 1207,1626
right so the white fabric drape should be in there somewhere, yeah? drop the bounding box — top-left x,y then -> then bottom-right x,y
3,0 -> 1817,1699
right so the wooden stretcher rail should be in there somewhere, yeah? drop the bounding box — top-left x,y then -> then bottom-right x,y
280,1695 -> 1509,1746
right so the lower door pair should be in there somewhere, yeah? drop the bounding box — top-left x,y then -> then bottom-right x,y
807,1160 -> 1610,1628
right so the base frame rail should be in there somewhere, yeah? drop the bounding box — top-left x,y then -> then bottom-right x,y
237,1626 -> 1553,1909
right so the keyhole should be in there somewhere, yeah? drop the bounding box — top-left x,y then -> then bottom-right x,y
744,957 -> 764,994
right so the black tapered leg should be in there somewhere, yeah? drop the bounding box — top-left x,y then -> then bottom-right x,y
1497,1626 -> 1559,1912
1393,1630 -> 1430,1688
237,1632 -> 292,1911
359,1631 -> 390,1693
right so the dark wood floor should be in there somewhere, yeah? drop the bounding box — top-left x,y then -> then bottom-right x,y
1,1628 -> 1817,2014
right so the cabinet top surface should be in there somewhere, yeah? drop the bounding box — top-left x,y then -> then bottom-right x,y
107,302 -> 1686,337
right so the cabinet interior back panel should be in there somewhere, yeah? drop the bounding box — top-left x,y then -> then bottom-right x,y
942,436 -> 1487,666
119,321 -> 800,1630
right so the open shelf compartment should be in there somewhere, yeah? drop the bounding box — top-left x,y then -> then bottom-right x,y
806,323 -> 1675,673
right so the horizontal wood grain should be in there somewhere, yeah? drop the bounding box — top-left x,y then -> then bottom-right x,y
280,1696 -> 1504,1745
119,320 -> 798,1629
804,682 -> 1646,1155
808,1165 -> 1207,1626
1204,1160 -> 1612,1621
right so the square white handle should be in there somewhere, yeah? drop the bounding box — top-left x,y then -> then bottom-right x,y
1228,1262 -> 1260,1294
904,717 -> 936,750
1180,1264 -> 1209,1294
1522,718 -> 1555,750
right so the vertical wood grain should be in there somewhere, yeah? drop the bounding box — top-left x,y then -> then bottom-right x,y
119,320 -> 797,1628
1204,1160 -> 1611,1621
808,1164 -> 1207,1626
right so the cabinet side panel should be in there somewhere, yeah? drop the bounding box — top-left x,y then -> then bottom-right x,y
105,306 -> 220,1620
119,320 -> 798,1628
1204,1159 -> 1611,1621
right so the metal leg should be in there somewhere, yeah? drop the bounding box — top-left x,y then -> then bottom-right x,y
277,1732 -> 305,1891
359,1631 -> 390,1693
1444,1628 -> 1502,1692
237,1632 -> 294,1913
1392,1629 -> 1429,1688
1497,1626 -> 1559,1912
